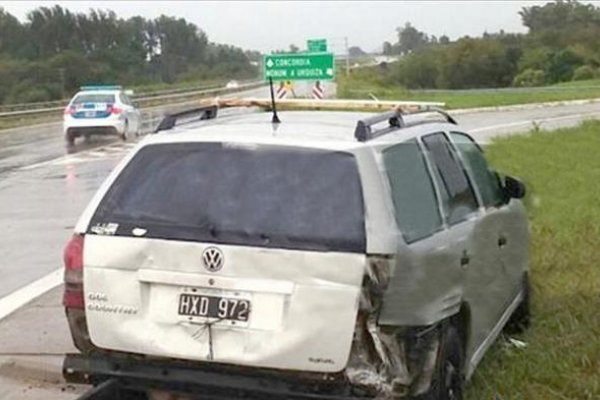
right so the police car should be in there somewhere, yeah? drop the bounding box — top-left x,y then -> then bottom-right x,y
62,100 -> 529,400
63,85 -> 142,145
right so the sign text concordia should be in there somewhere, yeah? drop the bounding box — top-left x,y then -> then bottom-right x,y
264,53 -> 335,81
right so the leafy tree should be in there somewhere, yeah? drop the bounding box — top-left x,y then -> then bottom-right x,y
348,46 -> 366,57
396,22 -> 429,54
392,47 -> 440,88
244,50 -> 262,63
513,69 -> 546,87
0,8 -> 25,56
0,6 -> 256,103
546,48 -> 583,82
436,37 -> 516,88
382,41 -> 393,55
572,65 -> 595,80
379,1 -> 599,89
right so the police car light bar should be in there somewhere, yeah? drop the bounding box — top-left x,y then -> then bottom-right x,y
80,85 -> 123,91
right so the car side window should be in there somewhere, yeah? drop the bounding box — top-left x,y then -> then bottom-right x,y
383,139 -> 443,243
119,93 -> 131,106
450,132 -> 504,208
422,132 -> 479,225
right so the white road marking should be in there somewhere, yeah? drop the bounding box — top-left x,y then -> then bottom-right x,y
470,111 -> 600,133
0,269 -> 62,322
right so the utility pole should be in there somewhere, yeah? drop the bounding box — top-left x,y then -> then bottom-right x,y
344,36 -> 350,76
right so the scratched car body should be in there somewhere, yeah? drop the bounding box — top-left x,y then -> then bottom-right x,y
62,109 -> 529,399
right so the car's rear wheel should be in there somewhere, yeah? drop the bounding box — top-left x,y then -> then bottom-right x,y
66,131 -> 76,146
120,120 -> 129,141
417,324 -> 464,400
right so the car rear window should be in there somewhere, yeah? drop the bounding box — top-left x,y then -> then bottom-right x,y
89,143 -> 366,253
72,94 -> 116,104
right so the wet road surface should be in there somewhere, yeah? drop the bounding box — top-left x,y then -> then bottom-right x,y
0,85 -> 271,177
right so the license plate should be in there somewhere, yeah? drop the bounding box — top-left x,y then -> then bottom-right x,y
85,110 -> 96,117
178,293 -> 251,323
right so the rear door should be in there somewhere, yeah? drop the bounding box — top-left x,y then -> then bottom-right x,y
83,142 -> 367,373
379,139 -> 466,326
421,132 -> 505,360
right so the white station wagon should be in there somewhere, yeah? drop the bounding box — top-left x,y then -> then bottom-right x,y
62,104 -> 529,400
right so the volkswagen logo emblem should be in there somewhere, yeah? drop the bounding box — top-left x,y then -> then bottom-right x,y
202,247 -> 224,272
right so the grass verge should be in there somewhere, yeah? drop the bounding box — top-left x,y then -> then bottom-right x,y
338,76 -> 600,109
465,121 -> 600,400
0,114 -> 60,131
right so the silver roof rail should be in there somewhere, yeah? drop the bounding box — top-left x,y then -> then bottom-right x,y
354,106 -> 457,142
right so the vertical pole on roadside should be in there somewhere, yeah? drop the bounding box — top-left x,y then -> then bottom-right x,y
345,36 -> 350,76
269,77 -> 281,124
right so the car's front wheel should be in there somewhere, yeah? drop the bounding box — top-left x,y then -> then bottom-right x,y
66,131 -> 76,146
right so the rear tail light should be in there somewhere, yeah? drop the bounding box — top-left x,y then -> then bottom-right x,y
63,234 -> 84,309
63,106 -> 75,115
107,105 -> 122,115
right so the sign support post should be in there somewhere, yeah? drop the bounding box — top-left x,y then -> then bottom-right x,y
268,77 -> 281,124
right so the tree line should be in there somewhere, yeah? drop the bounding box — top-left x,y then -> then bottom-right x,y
0,6 -> 259,104
373,0 -> 600,89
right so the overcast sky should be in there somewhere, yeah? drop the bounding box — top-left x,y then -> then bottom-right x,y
2,1 -> 596,53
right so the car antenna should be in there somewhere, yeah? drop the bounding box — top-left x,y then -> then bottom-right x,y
268,77 -> 281,124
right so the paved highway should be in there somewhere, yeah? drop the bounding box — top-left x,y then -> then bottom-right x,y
0,94 -> 599,399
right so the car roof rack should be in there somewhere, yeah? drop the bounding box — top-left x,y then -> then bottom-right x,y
354,106 -> 457,142
154,105 -> 218,133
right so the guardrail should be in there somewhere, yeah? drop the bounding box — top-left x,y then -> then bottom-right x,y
0,80 -> 264,118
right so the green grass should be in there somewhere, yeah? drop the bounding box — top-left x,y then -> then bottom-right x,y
338,77 -> 600,109
553,78 -> 600,88
131,78 -> 230,95
465,121 -> 600,400
0,114 -> 58,131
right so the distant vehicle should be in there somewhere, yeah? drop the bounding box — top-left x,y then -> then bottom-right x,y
62,104 -> 529,400
225,80 -> 240,89
63,85 -> 142,145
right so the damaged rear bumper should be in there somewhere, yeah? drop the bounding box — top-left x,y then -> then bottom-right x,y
63,353 -> 374,400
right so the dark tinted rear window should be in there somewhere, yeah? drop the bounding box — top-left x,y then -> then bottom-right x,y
72,94 -> 115,104
90,143 -> 366,253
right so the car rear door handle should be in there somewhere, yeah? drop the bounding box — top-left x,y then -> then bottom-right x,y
498,235 -> 507,248
460,250 -> 470,267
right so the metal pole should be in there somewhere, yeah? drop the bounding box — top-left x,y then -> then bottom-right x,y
345,37 -> 350,76
269,77 -> 281,124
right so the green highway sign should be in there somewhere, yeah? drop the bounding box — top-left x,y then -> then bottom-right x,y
264,53 -> 335,81
307,38 -> 327,52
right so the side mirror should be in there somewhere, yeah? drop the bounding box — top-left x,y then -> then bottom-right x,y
504,175 -> 526,199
